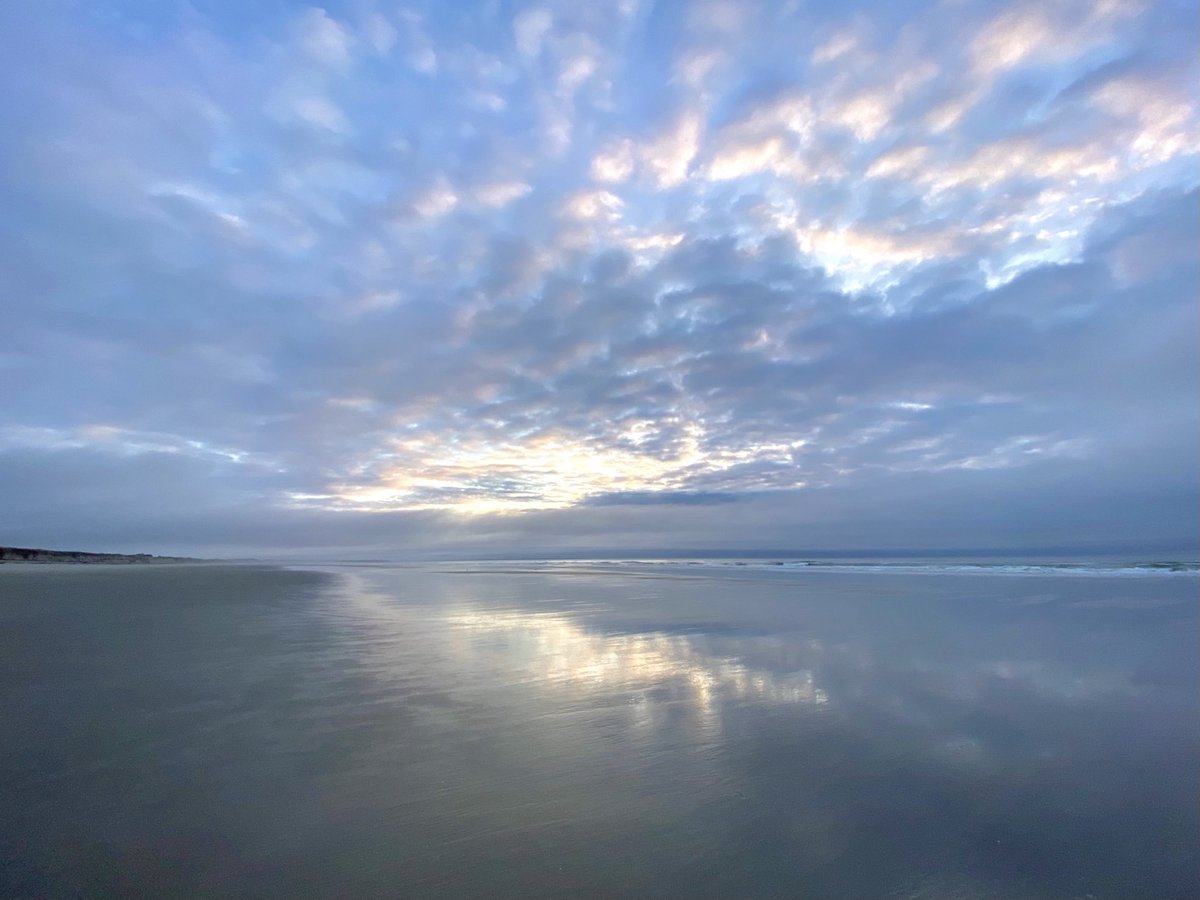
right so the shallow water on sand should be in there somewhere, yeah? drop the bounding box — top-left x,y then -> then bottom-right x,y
1,562 -> 1196,898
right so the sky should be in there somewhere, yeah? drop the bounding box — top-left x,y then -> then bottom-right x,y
0,0 -> 1196,558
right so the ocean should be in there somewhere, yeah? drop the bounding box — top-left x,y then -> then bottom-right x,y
1,559 -> 1196,898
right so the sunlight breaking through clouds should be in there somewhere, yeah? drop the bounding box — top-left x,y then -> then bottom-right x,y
318,423 -> 815,512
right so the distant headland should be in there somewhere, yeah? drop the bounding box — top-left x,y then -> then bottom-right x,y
0,546 -> 204,564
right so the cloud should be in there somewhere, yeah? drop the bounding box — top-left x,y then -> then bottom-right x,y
584,490 -> 741,506
398,11 -> 438,75
828,91 -> 893,142
474,180 -> 532,208
514,7 -> 553,59
704,92 -> 813,181
562,188 -> 623,221
642,112 -> 703,188
411,179 -> 459,218
285,92 -> 348,132
591,138 -> 635,183
362,13 -> 396,56
294,7 -> 353,69
1088,72 -> 1200,167
0,0 -> 1195,555
674,48 -> 723,89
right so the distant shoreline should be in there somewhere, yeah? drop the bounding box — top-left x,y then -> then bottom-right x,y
0,546 -> 206,565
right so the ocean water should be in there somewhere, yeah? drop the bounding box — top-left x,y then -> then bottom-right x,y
1,561 -> 1196,899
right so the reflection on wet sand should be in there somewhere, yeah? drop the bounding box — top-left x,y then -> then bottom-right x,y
4,564 -> 1195,899
309,566 -> 1199,899
447,609 -> 828,727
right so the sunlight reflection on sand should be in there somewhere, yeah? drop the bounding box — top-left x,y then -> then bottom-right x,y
447,609 -> 828,729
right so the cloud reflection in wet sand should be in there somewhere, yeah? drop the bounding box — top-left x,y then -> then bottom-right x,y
447,608 -> 828,729
319,566 -> 1198,899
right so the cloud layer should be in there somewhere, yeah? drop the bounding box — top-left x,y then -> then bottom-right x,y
0,0 -> 1196,555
